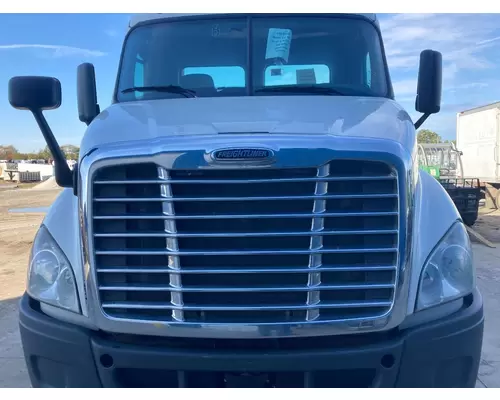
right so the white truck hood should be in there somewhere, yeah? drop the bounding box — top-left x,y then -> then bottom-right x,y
80,96 -> 415,155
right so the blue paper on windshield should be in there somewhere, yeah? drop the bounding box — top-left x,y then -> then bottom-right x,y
265,28 -> 292,62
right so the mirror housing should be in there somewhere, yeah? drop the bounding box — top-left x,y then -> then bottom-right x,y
416,49 -> 442,115
8,76 -> 62,111
8,76 -> 73,189
77,63 -> 100,125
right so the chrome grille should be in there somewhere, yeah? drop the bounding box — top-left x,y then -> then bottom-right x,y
92,159 -> 399,325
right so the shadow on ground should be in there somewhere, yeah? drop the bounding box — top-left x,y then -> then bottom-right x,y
472,212 -> 500,243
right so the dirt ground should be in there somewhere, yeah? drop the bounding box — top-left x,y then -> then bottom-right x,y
0,187 -> 61,302
0,184 -> 498,387
0,185 -> 61,387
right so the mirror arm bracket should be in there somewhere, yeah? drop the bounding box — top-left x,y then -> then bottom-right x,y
414,113 -> 430,130
31,109 -> 73,188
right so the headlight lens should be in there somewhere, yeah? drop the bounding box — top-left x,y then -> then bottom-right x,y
27,225 -> 80,313
416,221 -> 474,311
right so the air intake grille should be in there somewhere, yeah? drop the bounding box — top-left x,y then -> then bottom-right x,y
92,160 -> 399,325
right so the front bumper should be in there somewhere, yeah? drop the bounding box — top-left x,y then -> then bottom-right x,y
19,289 -> 484,388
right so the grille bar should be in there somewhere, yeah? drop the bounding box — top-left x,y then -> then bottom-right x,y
95,248 -> 398,256
94,229 -> 399,238
99,283 -> 396,292
306,164 -> 329,320
102,300 -> 393,311
158,167 -> 184,322
93,193 -> 398,202
94,211 -> 398,220
96,265 -> 397,274
94,175 -> 396,185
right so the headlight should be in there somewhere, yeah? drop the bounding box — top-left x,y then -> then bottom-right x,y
27,225 -> 80,313
416,221 -> 474,311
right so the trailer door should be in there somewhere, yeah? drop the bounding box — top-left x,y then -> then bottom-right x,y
457,106 -> 500,181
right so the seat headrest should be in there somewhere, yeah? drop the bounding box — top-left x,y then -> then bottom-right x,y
180,73 -> 215,89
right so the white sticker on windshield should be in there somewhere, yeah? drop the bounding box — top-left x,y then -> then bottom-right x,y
265,28 -> 292,62
296,68 -> 317,85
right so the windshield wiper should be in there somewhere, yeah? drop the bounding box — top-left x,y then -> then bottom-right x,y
255,85 -> 347,96
121,85 -> 197,98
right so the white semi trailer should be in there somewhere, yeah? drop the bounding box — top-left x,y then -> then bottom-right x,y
457,102 -> 500,182
457,102 -> 500,207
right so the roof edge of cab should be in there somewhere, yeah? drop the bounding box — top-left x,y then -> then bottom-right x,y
128,13 -> 379,30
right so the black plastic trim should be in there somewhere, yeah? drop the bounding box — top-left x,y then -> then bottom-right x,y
18,288 -> 483,387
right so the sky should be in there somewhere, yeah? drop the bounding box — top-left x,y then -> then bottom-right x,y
1,13 -> 500,152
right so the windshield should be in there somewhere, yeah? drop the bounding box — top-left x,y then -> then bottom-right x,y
116,15 -> 390,102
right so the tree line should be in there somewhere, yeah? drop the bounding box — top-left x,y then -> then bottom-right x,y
417,129 -> 456,145
0,144 -> 79,161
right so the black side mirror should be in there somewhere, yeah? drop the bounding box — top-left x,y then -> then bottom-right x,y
77,63 -> 100,125
8,76 -> 72,188
416,49 -> 442,115
413,49 -> 442,129
9,76 -> 62,111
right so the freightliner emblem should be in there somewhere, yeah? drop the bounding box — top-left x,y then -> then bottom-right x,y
211,148 -> 274,161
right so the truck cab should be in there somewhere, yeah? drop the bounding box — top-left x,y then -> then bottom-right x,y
10,13 -> 483,388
